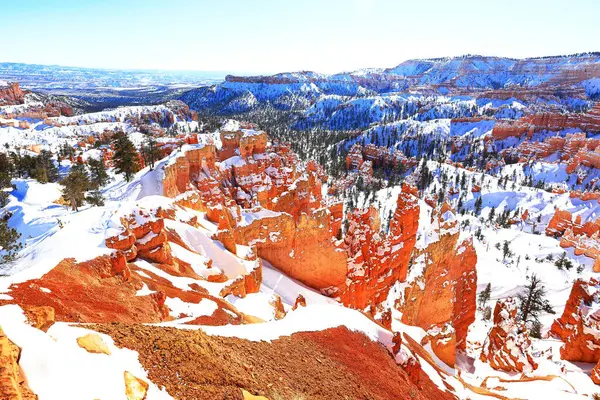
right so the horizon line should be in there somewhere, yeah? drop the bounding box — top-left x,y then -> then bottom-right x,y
1,51 -> 599,78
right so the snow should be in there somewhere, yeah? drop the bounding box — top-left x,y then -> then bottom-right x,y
0,305 -> 173,400
198,304 -> 391,342
164,297 -> 218,319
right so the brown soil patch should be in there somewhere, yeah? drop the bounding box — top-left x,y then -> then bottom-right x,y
90,323 -> 457,400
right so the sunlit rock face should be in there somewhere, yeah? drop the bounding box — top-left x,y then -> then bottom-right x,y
336,184 -> 420,309
480,298 -> 537,373
398,204 -> 477,366
551,278 -> 600,363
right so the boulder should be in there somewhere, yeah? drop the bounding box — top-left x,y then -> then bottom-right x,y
22,305 -> 55,331
292,295 -> 306,311
124,371 -> 149,400
77,333 -> 112,355
0,326 -> 36,399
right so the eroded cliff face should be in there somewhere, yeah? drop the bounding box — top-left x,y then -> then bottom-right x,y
398,205 -> 477,366
493,104 -> 600,143
160,130 -> 427,310
551,278 -> 600,364
0,327 -> 36,400
0,82 -> 26,106
546,209 -> 600,270
335,184 -> 420,309
161,137 -> 479,347
480,298 -> 537,373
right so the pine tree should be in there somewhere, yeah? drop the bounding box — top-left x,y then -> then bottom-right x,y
141,135 -> 162,170
502,240 -> 511,261
85,190 -> 105,207
555,252 -> 574,270
35,150 -> 59,183
478,283 -> 492,307
61,168 -> 91,211
474,196 -> 483,214
87,157 -> 109,188
112,132 -> 140,182
517,274 -> 555,329
488,206 -> 496,222
0,214 -> 21,264
0,154 -> 13,208
0,153 -> 13,189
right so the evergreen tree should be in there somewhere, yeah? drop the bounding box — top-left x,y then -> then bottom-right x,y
555,252 -> 574,270
112,132 -> 140,182
61,168 -> 91,211
478,283 -> 492,307
87,157 -> 109,188
488,206 -> 496,222
0,153 -> 14,189
85,190 -> 105,207
0,154 -> 13,208
502,240 -> 512,261
0,214 -> 21,264
474,196 -> 483,214
35,150 -> 59,183
141,136 -> 162,170
517,274 -> 555,329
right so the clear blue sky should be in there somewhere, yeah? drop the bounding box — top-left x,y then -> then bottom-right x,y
1,0 -> 598,74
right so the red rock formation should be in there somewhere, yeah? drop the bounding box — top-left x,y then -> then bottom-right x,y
345,143 -> 416,171
22,305 -> 55,331
592,361 -> 600,385
292,294 -> 306,310
551,279 -> 600,363
494,104 -> 600,144
218,129 -> 268,160
546,209 -> 600,268
480,298 -> 537,373
399,205 -> 477,366
160,134 -> 422,313
269,294 -> 287,320
0,327 -> 36,399
0,82 -> 26,105
219,264 -> 263,298
0,255 -> 170,323
336,184 -> 420,309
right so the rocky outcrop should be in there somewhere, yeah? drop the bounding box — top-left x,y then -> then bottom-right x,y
0,82 -> 26,106
336,184 -> 420,309
292,294 -> 306,310
269,294 -> 287,320
219,129 -> 267,160
1,255 -> 170,324
345,143 -> 416,171
480,298 -> 537,373
160,132 -> 428,314
592,362 -> 600,385
546,209 -> 600,269
77,333 -> 112,355
219,264 -> 263,298
551,279 -> 600,363
22,305 -> 55,332
551,278 -> 596,341
399,205 -> 477,366
494,104 -> 600,144
124,371 -> 149,400
0,326 -> 36,400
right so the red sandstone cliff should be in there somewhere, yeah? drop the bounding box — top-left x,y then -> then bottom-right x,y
480,298 -> 537,373
0,82 -> 26,106
398,205 -> 477,366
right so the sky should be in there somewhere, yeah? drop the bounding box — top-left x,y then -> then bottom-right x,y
1,0 -> 599,75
